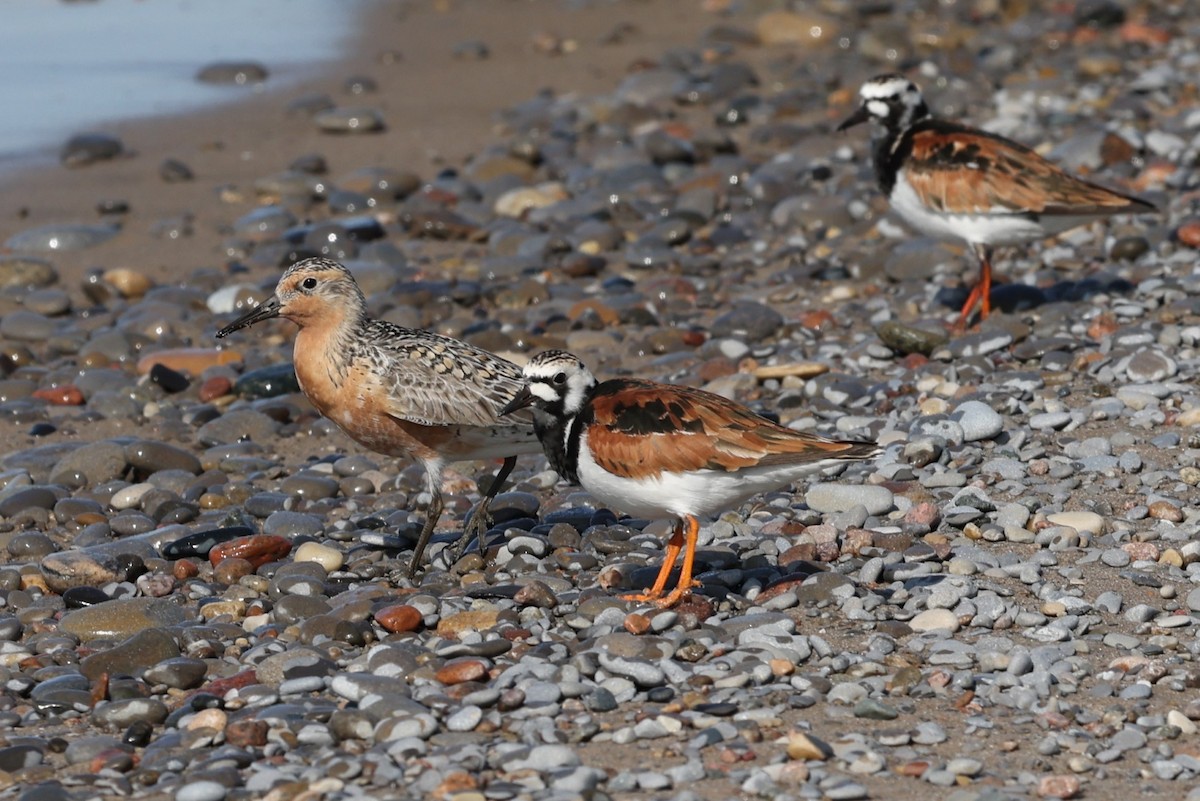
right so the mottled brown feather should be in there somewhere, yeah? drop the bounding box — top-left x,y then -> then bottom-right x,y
905,128 -> 1152,217
584,380 -> 876,480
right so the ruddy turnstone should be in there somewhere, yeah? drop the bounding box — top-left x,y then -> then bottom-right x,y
216,257 -> 542,578
501,350 -> 880,608
838,73 -> 1156,329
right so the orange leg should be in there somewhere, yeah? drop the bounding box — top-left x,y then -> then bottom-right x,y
953,244 -> 994,333
621,516 -> 702,608
620,519 -> 684,603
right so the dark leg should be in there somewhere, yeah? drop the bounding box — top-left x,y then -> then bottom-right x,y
406,489 -> 443,580
447,456 -> 517,566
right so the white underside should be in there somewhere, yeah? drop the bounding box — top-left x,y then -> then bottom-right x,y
574,429 -> 842,519
890,171 -> 1099,247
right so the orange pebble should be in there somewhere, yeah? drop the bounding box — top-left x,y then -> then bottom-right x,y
209,534 -> 291,569
375,604 -> 422,633
435,659 -> 488,685
136,347 -> 242,376
33,385 -> 84,405
1176,219 -> 1200,249
199,376 -> 234,402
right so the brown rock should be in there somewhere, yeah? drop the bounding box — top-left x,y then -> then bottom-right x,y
375,604 -> 422,633
1119,20 -> 1171,45
173,559 -> 199,580
199,376 -> 233,402
103,268 -> 154,299
567,298 -> 619,326
624,612 -> 651,635
209,535 -> 291,569
513,580 -> 557,609
136,348 -> 242,376
841,528 -> 875,556
895,760 -> 930,777
779,542 -> 816,563
1036,775 -> 1081,799
435,659 -> 488,685
1148,500 -> 1183,522
33,385 -> 84,405
755,10 -> 838,47
1087,313 -> 1120,339
225,719 -> 269,747
90,748 -> 135,773
904,502 -> 941,529
799,309 -> 835,331
436,609 -> 503,637
751,362 -> 828,380
1099,132 -> 1136,167
697,358 -> 737,383
1176,220 -> 1200,248
1121,541 -> 1160,562
213,557 -> 253,585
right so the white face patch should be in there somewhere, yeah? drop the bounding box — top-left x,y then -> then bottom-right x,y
529,382 -> 558,403
866,99 -> 890,119
860,76 -> 916,101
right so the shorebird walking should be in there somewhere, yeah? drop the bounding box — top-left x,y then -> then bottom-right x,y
216,257 -> 542,577
502,350 -> 880,608
838,74 -> 1156,330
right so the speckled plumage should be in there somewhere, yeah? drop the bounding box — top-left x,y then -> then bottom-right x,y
839,74 -> 1156,329
216,257 -> 541,576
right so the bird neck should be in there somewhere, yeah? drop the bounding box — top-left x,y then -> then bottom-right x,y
293,305 -> 366,387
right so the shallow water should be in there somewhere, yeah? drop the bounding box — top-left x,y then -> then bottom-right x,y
0,0 -> 358,171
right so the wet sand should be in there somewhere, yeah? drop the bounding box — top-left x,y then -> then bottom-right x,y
0,0 -> 724,286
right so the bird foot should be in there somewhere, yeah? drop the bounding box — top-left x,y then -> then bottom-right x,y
446,506 -> 494,567
618,580 -> 701,609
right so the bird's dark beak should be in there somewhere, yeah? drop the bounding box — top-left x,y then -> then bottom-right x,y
215,296 -> 282,338
499,386 -> 535,417
836,105 -> 871,132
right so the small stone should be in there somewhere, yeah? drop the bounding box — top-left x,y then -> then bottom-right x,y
1148,500 -> 1183,522
293,541 -> 343,571
436,659 -> 488,685
375,605 -> 422,633
1046,511 -> 1104,535
1037,774 -> 1081,798
786,731 -> 833,761
209,534 -> 291,568
437,609 -> 503,637
909,608 -> 960,633
805,484 -> 892,515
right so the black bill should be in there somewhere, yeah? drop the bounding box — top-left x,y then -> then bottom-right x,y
215,296 -> 282,338
498,385 -> 535,417
836,105 -> 871,132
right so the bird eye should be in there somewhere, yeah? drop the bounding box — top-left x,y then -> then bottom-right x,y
301,277 -> 318,290
552,372 -> 567,386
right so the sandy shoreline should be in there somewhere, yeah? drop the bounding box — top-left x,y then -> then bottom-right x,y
0,0 -> 723,288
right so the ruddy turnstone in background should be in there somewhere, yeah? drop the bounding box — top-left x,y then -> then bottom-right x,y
216,257 -> 542,578
837,73 -> 1156,330
501,350 -> 880,608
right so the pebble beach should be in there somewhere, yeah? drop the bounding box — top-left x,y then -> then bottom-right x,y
0,1 -> 1196,800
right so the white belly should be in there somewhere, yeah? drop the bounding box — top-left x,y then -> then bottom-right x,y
889,173 -> 1092,247
575,430 -> 844,520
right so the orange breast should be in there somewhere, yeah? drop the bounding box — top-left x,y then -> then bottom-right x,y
292,333 -> 450,461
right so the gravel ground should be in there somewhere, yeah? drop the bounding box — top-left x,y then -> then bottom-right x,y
0,1 -> 1196,800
